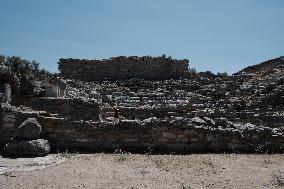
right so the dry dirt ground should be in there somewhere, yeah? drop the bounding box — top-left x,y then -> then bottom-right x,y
0,153 -> 283,189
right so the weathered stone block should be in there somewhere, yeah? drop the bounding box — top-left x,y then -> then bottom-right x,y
190,137 -> 199,143
17,118 -> 41,140
176,138 -> 189,143
75,138 -> 89,143
184,129 -> 192,135
124,138 -> 139,143
158,138 -> 169,143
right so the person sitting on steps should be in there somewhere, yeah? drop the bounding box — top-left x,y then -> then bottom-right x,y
113,108 -> 120,124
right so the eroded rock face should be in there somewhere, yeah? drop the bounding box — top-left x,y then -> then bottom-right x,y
17,118 -> 41,140
4,139 -> 50,157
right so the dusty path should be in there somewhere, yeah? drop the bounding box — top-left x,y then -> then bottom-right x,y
0,153 -> 283,189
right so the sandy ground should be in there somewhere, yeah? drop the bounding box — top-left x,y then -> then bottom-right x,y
0,153 -> 283,189
0,154 -> 65,175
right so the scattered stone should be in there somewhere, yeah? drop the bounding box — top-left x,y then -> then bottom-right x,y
203,117 -> 215,127
190,117 -> 206,126
4,139 -> 50,157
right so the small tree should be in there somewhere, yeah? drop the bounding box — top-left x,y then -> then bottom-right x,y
6,56 -> 23,72
0,55 -> 5,64
0,54 -> 53,79
31,60 -> 40,75
188,67 -> 197,74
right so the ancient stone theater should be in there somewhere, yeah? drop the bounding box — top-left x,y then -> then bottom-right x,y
1,56 -> 284,156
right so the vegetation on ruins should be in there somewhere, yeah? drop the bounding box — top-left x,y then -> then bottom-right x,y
217,71 -> 229,77
188,67 -> 197,75
0,55 -> 52,79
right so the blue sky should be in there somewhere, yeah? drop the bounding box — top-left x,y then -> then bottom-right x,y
0,0 -> 283,74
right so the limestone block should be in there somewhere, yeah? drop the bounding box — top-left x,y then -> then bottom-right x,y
176,138 -> 189,143
158,138 -> 168,143
75,138 -> 89,143
17,118 -> 41,140
184,129 -> 192,135
190,117 -> 206,126
190,137 -> 199,143
124,138 -> 139,143
162,132 -> 176,139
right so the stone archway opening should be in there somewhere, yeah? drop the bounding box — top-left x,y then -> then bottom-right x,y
0,73 -> 20,95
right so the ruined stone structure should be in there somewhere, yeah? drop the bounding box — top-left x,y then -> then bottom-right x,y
44,77 -> 66,98
1,56 -> 284,155
0,83 -> 11,104
0,83 -> 15,130
0,71 -> 20,95
2,115 -> 283,153
58,56 -> 189,81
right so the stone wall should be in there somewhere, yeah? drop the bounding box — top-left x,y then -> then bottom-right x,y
38,117 -> 284,153
58,56 -> 189,81
0,83 -> 15,143
12,97 -> 100,121
102,106 -> 188,120
2,114 -> 283,153
0,104 -> 16,145
0,85 -> 16,148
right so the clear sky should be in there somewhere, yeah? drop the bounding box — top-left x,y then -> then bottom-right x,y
0,0 -> 283,74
